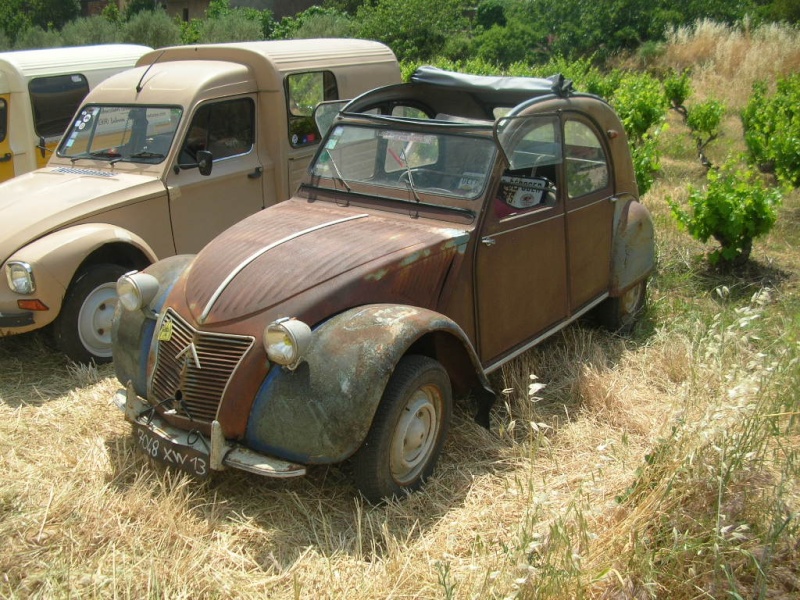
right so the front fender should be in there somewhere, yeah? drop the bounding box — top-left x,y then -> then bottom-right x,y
112,255 -> 196,396
6,223 -> 160,327
245,304 -> 483,464
610,199 -> 655,295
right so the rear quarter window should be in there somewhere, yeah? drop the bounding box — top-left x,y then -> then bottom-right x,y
29,74 -> 89,138
0,98 -> 7,142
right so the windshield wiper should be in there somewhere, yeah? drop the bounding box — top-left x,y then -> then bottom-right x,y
127,151 -> 166,161
323,149 -> 351,192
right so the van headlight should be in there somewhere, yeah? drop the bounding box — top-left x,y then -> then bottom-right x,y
117,272 -> 159,311
6,262 -> 35,294
264,317 -> 312,369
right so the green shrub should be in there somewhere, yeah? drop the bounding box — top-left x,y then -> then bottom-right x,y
61,16 -> 119,45
741,75 -> 800,188
611,72 -> 668,142
197,11 -> 265,43
663,68 -> 691,115
687,99 -> 725,166
13,26 -> 63,49
669,160 -> 782,266
631,132 -> 662,196
121,8 -> 181,48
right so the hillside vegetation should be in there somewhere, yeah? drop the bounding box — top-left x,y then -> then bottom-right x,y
0,21 -> 798,599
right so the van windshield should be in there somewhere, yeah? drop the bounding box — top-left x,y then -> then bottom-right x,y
58,105 -> 182,165
309,123 -> 497,203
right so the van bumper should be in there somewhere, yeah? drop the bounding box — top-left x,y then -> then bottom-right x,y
0,311 -> 35,328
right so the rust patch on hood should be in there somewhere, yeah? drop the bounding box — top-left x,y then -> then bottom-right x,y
183,199 -> 469,325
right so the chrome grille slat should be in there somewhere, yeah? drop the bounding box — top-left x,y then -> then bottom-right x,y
149,309 -> 255,424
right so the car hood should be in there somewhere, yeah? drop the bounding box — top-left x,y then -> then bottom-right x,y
182,198 -> 472,327
0,165 -> 165,263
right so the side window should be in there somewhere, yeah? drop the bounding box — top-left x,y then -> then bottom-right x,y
29,74 -> 89,138
0,98 -> 6,143
181,98 -> 254,163
564,120 -> 609,198
495,115 -> 561,216
286,71 -> 338,147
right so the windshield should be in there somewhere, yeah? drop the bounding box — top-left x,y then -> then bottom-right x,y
309,124 -> 497,201
58,105 -> 182,165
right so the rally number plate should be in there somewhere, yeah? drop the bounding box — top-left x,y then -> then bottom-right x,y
133,422 -> 210,478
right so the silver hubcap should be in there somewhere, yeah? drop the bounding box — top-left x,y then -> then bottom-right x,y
390,385 -> 440,484
77,282 -> 118,358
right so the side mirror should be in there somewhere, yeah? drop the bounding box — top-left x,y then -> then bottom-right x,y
176,150 -> 213,175
38,136 -> 46,158
196,150 -> 213,176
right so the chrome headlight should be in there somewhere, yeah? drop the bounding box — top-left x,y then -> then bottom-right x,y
116,271 -> 159,312
5,261 -> 35,294
263,317 -> 312,369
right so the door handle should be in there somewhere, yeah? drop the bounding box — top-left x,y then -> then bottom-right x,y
247,167 -> 263,179
481,237 -> 496,247
0,153 -> 11,163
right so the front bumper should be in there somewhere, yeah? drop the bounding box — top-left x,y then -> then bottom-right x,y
0,311 -> 34,328
113,382 -> 306,479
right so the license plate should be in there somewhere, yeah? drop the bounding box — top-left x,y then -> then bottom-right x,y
132,422 -> 211,478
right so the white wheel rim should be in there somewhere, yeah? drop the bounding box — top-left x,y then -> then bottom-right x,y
390,385 -> 440,484
77,282 -> 118,358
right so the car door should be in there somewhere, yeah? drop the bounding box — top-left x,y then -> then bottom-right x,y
0,95 -> 13,181
475,115 -> 569,365
166,96 -> 264,254
563,116 -> 614,311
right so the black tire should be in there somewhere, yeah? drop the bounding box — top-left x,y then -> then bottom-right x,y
596,278 -> 647,334
53,263 -> 128,364
351,355 -> 452,503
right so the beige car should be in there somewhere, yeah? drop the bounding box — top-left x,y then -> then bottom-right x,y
0,39 -> 399,364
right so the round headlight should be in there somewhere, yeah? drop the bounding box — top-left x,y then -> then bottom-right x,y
5,261 -> 35,295
116,272 -> 159,312
263,318 -> 312,369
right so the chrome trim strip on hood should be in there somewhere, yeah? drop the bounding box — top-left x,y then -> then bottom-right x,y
200,213 -> 369,321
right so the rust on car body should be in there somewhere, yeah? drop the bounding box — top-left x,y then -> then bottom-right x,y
112,67 -> 655,499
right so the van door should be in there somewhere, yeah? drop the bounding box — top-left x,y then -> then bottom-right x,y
166,97 -> 264,254
0,95 -> 13,181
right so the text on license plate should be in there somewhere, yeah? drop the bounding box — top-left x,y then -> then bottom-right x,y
134,422 -> 210,477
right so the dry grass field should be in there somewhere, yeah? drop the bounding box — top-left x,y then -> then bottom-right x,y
1,22 -> 798,599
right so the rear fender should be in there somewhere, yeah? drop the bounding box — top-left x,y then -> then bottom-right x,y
610,199 -> 655,295
245,304 -> 491,464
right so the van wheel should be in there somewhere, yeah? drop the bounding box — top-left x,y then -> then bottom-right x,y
54,264 -> 127,364
351,355 -> 452,503
597,278 -> 647,334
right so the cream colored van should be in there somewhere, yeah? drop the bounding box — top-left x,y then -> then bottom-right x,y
0,39 -> 400,363
0,44 -> 151,182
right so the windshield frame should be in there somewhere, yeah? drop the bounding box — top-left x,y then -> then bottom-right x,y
57,104 -> 183,166
306,113 -> 499,211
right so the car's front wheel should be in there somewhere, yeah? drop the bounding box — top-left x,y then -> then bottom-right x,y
53,263 -> 128,364
351,355 -> 452,503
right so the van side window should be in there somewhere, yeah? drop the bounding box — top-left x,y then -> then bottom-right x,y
564,119 -> 609,198
181,98 -> 255,163
28,74 -> 89,139
286,71 -> 338,147
0,98 -> 6,143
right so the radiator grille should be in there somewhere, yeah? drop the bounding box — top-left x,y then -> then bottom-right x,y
149,308 -> 254,423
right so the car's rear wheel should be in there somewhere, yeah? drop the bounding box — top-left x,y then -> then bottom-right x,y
53,263 -> 127,364
351,355 -> 452,503
597,278 -> 647,333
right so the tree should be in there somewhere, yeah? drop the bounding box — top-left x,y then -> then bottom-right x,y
61,16 -> 119,45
